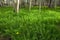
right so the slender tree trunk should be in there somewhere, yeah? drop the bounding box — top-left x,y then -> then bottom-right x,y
29,0 -> 32,11
54,0 -> 57,8
38,0 -> 42,12
4,0 -> 7,4
16,0 -> 20,13
0,1 -> 2,6
13,0 -> 20,13
19,0 -> 21,8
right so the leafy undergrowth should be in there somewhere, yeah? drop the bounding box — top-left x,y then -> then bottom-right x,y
0,7 -> 60,40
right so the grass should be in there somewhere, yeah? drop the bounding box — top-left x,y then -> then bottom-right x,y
0,7 -> 60,40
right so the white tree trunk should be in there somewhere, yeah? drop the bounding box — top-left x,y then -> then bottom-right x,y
29,0 -> 32,11
13,0 -> 20,13
4,0 -> 7,4
16,0 -> 20,13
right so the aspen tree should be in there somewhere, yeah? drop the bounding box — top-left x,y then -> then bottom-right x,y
29,0 -> 32,11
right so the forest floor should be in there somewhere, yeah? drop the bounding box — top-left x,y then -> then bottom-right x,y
0,7 -> 60,40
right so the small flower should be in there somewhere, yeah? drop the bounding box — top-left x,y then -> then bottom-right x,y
16,32 -> 19,35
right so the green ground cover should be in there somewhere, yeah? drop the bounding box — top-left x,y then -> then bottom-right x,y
0,7 -> 60,40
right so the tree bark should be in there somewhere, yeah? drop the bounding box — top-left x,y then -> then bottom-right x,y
13,0 -> 20,13
29,0 -> 32,11
16,0 -> 20,13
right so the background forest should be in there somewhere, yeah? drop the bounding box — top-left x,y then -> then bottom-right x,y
0,0 -> 60,40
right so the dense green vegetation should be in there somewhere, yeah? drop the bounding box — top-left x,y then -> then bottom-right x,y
0,7 -> 60,40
